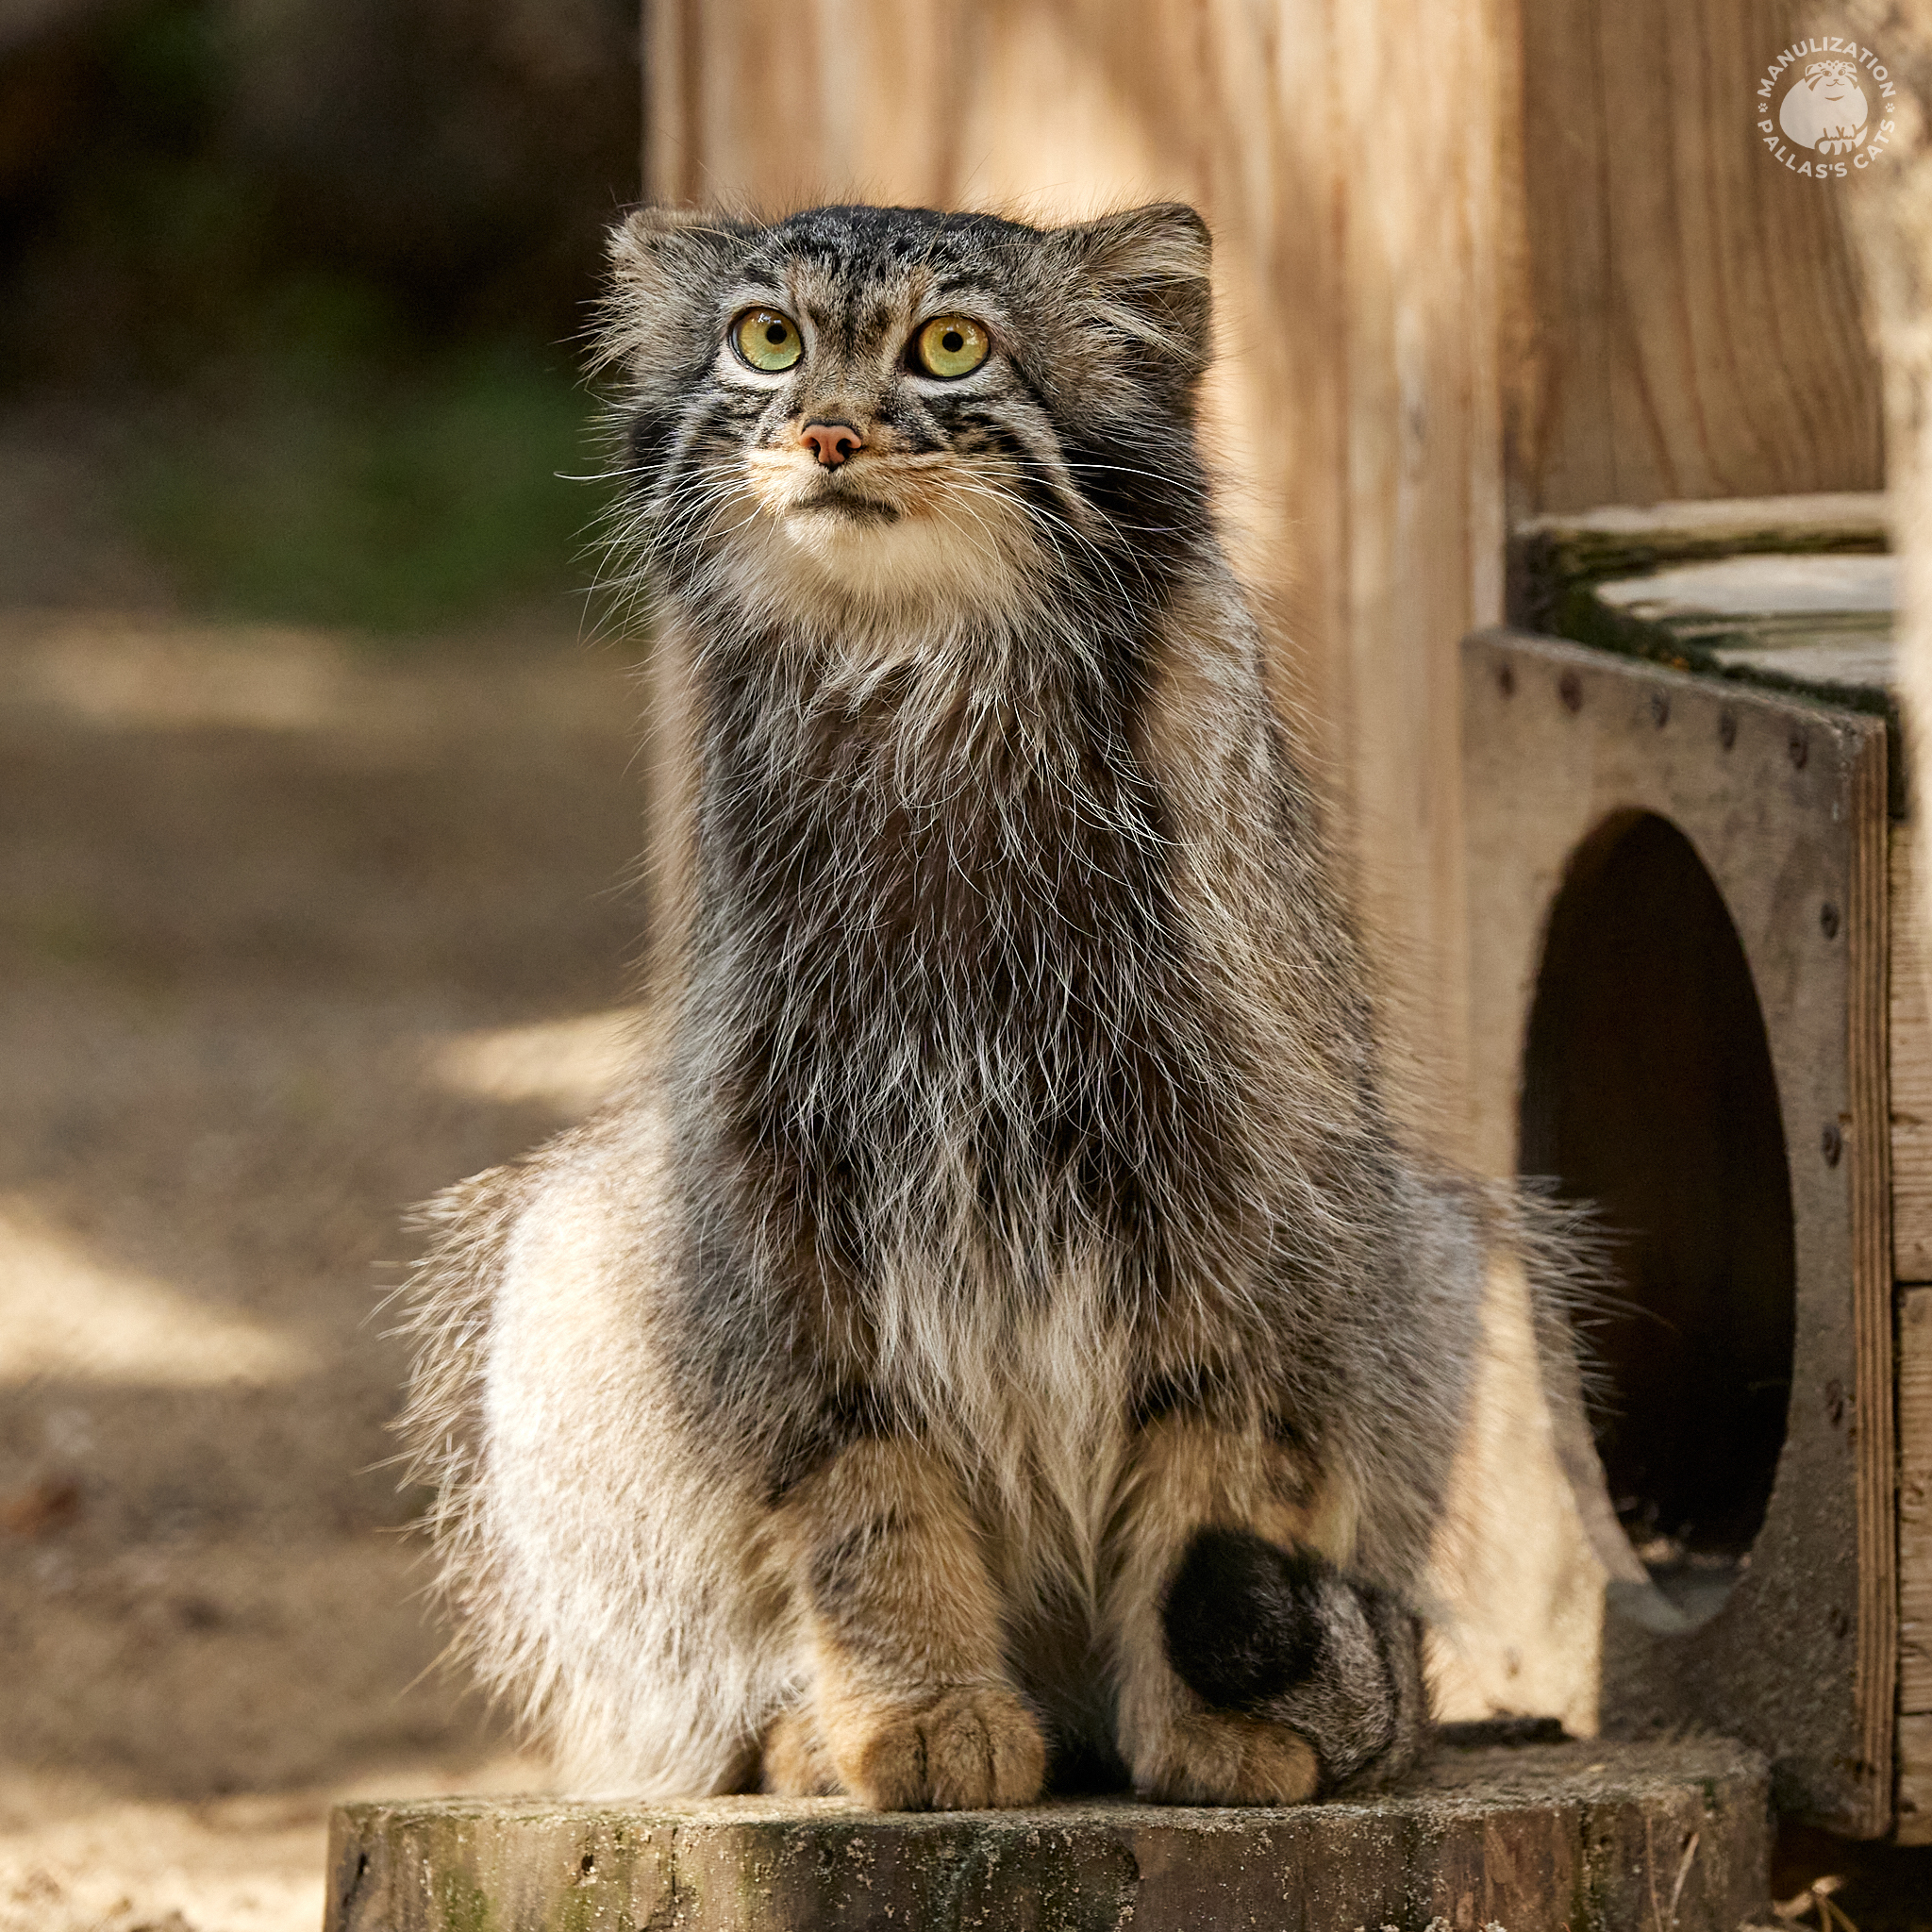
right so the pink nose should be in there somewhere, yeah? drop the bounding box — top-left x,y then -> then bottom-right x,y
800,421 -> 864,466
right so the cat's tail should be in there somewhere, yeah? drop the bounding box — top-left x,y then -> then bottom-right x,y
1410,1174 -> 1624,1738
1488,1176 -> 1623,1565
1160,1528 -> 1429,1794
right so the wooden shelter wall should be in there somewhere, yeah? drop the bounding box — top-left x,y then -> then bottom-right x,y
1510,0 -> 1883,515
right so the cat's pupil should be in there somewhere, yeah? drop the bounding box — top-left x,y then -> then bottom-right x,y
765,322 -> 788,344
941,329 -> 963,352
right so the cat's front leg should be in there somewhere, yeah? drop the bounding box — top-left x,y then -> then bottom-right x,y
769,1434 -> 1046,1811
1110,1413 -> 1426,1804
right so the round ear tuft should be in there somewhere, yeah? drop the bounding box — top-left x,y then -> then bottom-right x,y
596,208 -> 762,374
1054,203 -> 1214,373
1061,202 -> 1212,278
608,205 -> 760,274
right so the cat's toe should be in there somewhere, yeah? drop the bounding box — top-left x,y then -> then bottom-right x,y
1134,1712 -> 1319,1806
838,1687 -> 1046,1810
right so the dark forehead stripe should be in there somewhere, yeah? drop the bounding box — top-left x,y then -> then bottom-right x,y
930,272 -> 994,305
749,204 -> 1037,278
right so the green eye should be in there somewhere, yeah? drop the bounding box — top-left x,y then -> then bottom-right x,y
733,308 -> 803,373
914,314 -> 990,379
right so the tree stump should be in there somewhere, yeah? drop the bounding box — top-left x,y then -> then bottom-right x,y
325,1735 -> 1769,1931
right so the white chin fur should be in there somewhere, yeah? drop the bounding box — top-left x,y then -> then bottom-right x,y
780,508 -> 1018,605
723,458 -> 1041,629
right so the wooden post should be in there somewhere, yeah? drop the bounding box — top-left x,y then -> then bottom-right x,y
1840,0 -> 1932,1845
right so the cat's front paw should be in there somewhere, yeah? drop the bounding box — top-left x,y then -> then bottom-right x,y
1133,1711 -> 1320,1806
826,1686 -> 1046,1810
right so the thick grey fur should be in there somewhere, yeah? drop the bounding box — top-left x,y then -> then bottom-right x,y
394,202 -> 1552,1803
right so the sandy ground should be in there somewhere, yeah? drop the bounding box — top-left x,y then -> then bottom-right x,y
0,609 -> 648,1930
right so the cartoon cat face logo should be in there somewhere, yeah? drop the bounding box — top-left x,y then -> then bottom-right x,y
1780,58 -> 1870,155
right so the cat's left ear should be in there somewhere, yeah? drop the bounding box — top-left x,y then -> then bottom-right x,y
1053,203 -> 1213,374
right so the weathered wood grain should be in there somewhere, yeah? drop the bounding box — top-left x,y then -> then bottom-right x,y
1850,683 -> 1898,1841
1850,669 -> 1899,1841
324,1739 -> 1771,1932
1519,493 -> 1892,569
1512,0 -> 1883,513
1902,1290 -> 1932,1725
1892,829 -> 1932,1280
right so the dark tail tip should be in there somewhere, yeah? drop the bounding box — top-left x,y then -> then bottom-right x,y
1161,1526 -> 1326,1710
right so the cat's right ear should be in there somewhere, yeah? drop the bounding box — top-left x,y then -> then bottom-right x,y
598,208 -> 759,373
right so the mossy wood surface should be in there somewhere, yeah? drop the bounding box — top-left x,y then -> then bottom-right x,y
1507,496 -> 1900,798
325,1738 -> 1768,1932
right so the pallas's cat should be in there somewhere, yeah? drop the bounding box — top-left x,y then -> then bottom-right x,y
400,202 -> 1519,1808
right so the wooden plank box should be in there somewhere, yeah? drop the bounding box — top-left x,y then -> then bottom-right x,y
1465,498 -> 1929,1841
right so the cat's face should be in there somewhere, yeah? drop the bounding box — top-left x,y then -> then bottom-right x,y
600,204 -> 1213,633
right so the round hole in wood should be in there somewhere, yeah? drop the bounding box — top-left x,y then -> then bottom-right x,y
1520,811 -> 1795,1626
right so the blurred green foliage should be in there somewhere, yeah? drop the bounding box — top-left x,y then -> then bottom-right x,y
2,0 -> 636,633
129,314 -> 600,633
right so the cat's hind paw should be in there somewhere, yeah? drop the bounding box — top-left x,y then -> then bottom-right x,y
759,1705 -> 841,1797
826,1686 -> 1046,1811
1133,1711 -> 1320,1806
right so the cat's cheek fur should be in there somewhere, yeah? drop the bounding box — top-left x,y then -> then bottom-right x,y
769,508 -> 1023,612
732,458 -> 1042,626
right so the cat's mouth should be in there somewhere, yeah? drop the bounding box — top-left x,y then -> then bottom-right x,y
791,479 -> 902,525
